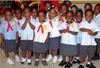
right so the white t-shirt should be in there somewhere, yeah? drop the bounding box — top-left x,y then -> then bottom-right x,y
34,21 -> 51,43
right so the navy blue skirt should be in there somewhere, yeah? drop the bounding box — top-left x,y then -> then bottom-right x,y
48,37 -> 60,50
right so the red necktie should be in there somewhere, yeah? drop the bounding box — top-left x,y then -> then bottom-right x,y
48,14 -> 50,17
66,24 -> 70,30
18,21 -> 20,26
73,19 -> 75,22
62,17 -> 64,22
37,23 -> 44,33
49,20 -> 53,27
6,22 -> 13,32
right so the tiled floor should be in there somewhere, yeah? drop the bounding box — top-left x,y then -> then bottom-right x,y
0,33 -> 100,68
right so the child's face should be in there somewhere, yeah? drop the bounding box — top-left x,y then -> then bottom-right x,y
65,12 -> 74,23
85,11 -> 93,23
84,5 -> 92,11
4,11 -> 12,21
15,10 -> 22,20
71,7 -> 77,14
60,5 -> 68,16
49,9 -> 56,19
31,9 -> 37,19
75,12 -> 83,23
65,1 -> 71,6
94,6 -> 100,16
44,3 -> 52,12
24,8 -> 31,17
38,12 -> 46,22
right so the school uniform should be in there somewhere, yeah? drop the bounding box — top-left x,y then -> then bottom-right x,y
94,13 -> 100,45
33,21 -> 51,53
0,19 -> 20,52
48,17 -> 60,50
20,17 -> 35,51
14,17 -> 23,47
76,21 -> 82,51
79,20 -> 100,58
59,22 -> 79,56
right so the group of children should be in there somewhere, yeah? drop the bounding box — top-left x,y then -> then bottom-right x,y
0,1 -> 100,68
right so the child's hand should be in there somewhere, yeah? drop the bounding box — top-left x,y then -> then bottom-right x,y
15,38 -> 18,43
65,29 -> 70,33
55,7 -> 59,13
25,17 -> 30,22
63,29 -> 66,33
32,40 -> 34,43
45,39 -> 49,43
87,29 -> 93,35
2,41 -> 5,47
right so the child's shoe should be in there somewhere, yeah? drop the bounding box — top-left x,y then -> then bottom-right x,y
92,54 -> 99,60
73,58 -> 80,64
65,62 -> 73,68
86,63 -> 96,68
34,60 -> 39,66
59,60 -> 67,66
42,60 -> 48,66
27,59 -> 31,65
58,55 -> 62,62
15,55 -> 20,62
46,55 -> 52,61
21,57 -> 26,64
52,56 -> 58,63
79,64 -> 84,68
7,59 -> 14,65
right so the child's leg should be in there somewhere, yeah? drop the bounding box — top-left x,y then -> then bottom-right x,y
14,50 -> 18,55
59,55 -> 67,66
14,50 -> 20,62
63,55 -> 66,61
88,57 -> 92,62
46,50 -> 52,61
35,53 -> 39,59
42,53 -> 46,59
5,51 -> 9,58
34,53 -> 40,66
49,49 -> 52,54
42,53 -> 48,66
54,50 -> 58,56
22,51 -> 27,58
80,57 -> 85,64
97,46 -> 100,54
28,50 -> 32,59
69,56 -> 73,62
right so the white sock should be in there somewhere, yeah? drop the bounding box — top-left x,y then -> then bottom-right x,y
36,59 -> 39,61
80,63 -> 84,66
49,54 -> 52,56
75,57 -> 79,59
87,62 -> 91,64
43,59 -> 46,61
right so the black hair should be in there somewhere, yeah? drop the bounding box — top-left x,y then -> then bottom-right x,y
84,3 -> 92,9
23,6 -> 31,12
63,1 -> 72,5
3,8 -> 12,15
31,6 -> 38,12
75,10 -> 83,16
38,10 -> 46,17
95,4 -> 100,7
71,5 -> 78,9
49,6 -> 56,12
59,3 -> 68,11
44,1 -> 52,6
85,9 -> 94,16
14,6 -> 22,13
65,10 -> 74,16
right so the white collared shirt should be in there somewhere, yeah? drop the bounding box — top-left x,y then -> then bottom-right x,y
20,17 -> 35,40
59,22 -> 79,45
79,20 -> 100,46
93,13 -> 100,38
34,21 -> 51,43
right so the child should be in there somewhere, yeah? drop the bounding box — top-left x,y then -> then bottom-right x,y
14,6 -> 23,54
59,3 -> 68,23
20,6 -> 35,65
44,1 -> 52,18
83,3 -> 92,20
0,8 -> 20,65
71,5 -> 78,15
63,0 -> 72,10
73,10 -> 83,64
79,9 -> 99,68
31,6 -> 38,21
92,4 -> 100,60
59,10 -> 78,68
33,10 -> 51,66
46,7 -> 61,63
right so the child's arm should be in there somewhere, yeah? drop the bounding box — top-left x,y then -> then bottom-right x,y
45,32 -> 50,43
59,29 -> 66,33
21,18 -> 28,30
66,29 -> 78,35
15,31 -> 18,43
28,21 -> 35,30
88,32 -> 97,36
55,8 -> 61,21
1,33 -> 5,47
33,32 -> 35,43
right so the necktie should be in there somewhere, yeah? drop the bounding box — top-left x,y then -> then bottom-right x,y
49,20 -> 53,27
37,23 -> 44,33
6,22 -> 13,32
66,24 -> 70,30
18,21 -> 20,26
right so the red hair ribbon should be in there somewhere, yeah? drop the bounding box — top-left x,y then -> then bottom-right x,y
66,24 -> 70,30
49,20 -> 53,28
73,19 -> 76,22
1,7 -> 12,16
6,22 -> 13,32
37,23 -> 44,33
18,21 -> 20,26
